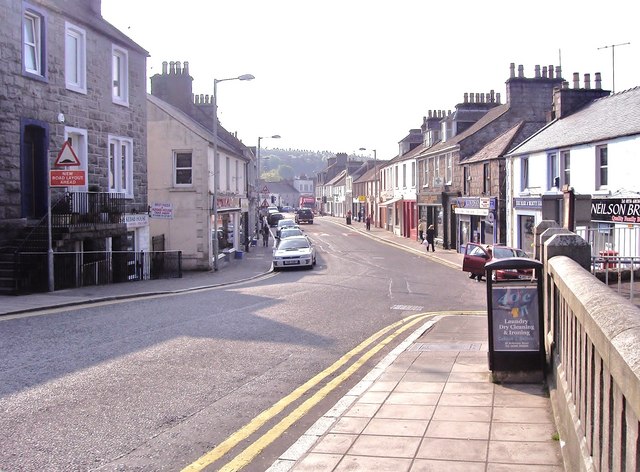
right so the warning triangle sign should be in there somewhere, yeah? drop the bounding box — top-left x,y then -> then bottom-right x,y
54,141 -> 81,167
262,185 -> 269,193
261,199 -> 269,207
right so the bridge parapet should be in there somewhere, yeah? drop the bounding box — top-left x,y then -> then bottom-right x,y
546,250 -> 640,472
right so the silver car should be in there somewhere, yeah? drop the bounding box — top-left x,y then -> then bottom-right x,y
272,235 -> 316,270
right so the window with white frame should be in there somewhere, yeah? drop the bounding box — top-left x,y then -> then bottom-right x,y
596,145 -> 608,189
434,156 -> 441,185
424,158 -> 430,187
402,163 -> 407,188
463,166 -> 470,195
394,165 -> 398,188
108,136 -> 133,197
483,163 -> 490,194
112,45 -> 129,106
23,7 -> 45,77
445,152 -> 453,185
235,160 -> 239,192
65,22 -> 86,93
521,157 -> 529,191
560,150 -> 570,187
174,151 -> 192,186
226,157 -> 230,190
65,128 -> 88,192
411,161 -> 416,187
547,152 -> 559,189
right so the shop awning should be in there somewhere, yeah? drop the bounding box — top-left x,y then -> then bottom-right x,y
380,196 -> 403,206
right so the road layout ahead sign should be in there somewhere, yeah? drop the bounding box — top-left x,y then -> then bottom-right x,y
50,170 -> 86,187
51,141 -> 86,186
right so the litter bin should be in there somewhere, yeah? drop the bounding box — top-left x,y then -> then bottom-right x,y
599,250 -> 618,269
234,250 -> 243,260
485,257 -> 545,383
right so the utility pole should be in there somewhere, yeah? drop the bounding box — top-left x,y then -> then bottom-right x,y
598,42 -> 630,93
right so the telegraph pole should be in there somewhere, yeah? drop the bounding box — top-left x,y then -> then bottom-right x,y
598,42 -> 630,93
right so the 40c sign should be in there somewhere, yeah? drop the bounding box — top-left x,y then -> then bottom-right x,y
491,285 -> 539,352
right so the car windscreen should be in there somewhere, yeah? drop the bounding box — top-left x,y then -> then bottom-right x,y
278,239 -> 310,250
280,230 -> 303,238
493,247 -> 516,259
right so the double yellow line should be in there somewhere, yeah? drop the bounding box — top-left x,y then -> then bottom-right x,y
182,312 -> 438,472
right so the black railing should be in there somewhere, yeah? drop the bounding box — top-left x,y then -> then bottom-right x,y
52,191 -> 126,226
13,250 -> 182,293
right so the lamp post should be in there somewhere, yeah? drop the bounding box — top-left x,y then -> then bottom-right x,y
257,134 -> 280,184
359,147 -> 377,226
212,73 -> 254,271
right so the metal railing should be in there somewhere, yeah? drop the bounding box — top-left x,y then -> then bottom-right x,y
52,191 -> 126,226
13,250 -> 182,293
576,227 -> 640,303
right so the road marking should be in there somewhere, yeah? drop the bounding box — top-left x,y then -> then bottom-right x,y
180,312 -> 430,472
215,313 -> 434,472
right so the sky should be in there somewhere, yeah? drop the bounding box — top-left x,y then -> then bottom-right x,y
101,0 -> 639,161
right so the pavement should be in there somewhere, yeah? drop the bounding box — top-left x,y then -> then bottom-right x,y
0,216 -> 565,471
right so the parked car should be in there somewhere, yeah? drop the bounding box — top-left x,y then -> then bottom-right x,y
276,227 -> 305,246
272,235 -> 316,270
267,212 -> 285,227
295,208 -> 314,224
462,243 -> 533,281
276,218 -> 297,237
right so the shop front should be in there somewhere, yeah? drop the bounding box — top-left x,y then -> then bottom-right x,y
213,195 -> 243,252
455,197 -> 497,252
418,193 -> 442,246
511,197 -> 542,254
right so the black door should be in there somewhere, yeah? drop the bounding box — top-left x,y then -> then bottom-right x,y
21,123 -> 48,219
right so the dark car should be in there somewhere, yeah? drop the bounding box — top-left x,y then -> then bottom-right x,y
462,243 -> 533,281
295,209 -> 314,224
267,212 -> 285,227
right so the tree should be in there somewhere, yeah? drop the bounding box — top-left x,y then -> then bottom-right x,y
278,164 -> 295,180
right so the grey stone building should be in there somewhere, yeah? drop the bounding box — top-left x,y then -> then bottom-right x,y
0,0 -> 149,292
416,63 -> 566,251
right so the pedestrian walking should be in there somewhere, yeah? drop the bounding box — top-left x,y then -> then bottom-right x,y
365,214 -> 371,231
418,219 -> 426,242
262,226 -> 270,247
425,224 -> 436,252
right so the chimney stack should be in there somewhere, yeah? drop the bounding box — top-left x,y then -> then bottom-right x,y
595,72 -> 602,89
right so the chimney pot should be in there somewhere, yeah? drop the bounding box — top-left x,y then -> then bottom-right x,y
469,93 -> 475,103
542,66 -> 548,78
176,61 -> 181,73
464,92 -> 468,103
556,66 -> 562,79
496,93 -> 501,103
518,65 -> 524,78
584,73 -> 591,89
169,61 -> 176,74
184,61 -> 189,75
549,65 -> 554,78
162,61 -> 168,74
595,72 -> 602,89
510,63 -> 516,78
535,65 -> 541,78
573,73 -> 580,89
490,89 -> 495,102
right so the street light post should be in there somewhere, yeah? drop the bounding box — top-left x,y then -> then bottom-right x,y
359,147 -> 377,226
212,73 -> 254,271
256,134 -> 280,228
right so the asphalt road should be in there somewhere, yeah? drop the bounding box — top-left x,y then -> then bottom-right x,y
0,218 -> 486,471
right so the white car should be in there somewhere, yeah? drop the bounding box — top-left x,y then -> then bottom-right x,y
276,218 -> 297,237
272,236 -> 316,270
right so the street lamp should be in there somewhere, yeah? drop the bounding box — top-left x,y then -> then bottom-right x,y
212,73 -> 254,271
359,147 -> 377,226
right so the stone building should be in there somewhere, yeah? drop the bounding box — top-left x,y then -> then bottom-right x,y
0,0 -> 149,292
416,63 -> 565,251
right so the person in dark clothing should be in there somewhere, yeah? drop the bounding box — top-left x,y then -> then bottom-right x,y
262,226 -> 270,247
365,214 -> 371,231
425,224 -> 436,252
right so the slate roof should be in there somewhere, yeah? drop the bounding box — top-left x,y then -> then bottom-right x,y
463,122 -> 524,163
507,86 -> 640,156
418,104 -> 510,157
326,170 -> 347,186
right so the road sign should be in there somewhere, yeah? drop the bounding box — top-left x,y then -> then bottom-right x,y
261,199 -> 269,207
54,141 -> 81,167
50,170 -> 86,187
262,185 -> 269,193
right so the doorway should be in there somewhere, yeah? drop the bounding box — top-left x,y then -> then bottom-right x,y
21,121 -> 49,219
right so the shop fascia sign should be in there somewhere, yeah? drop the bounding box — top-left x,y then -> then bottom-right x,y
591,197 -> 640,224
